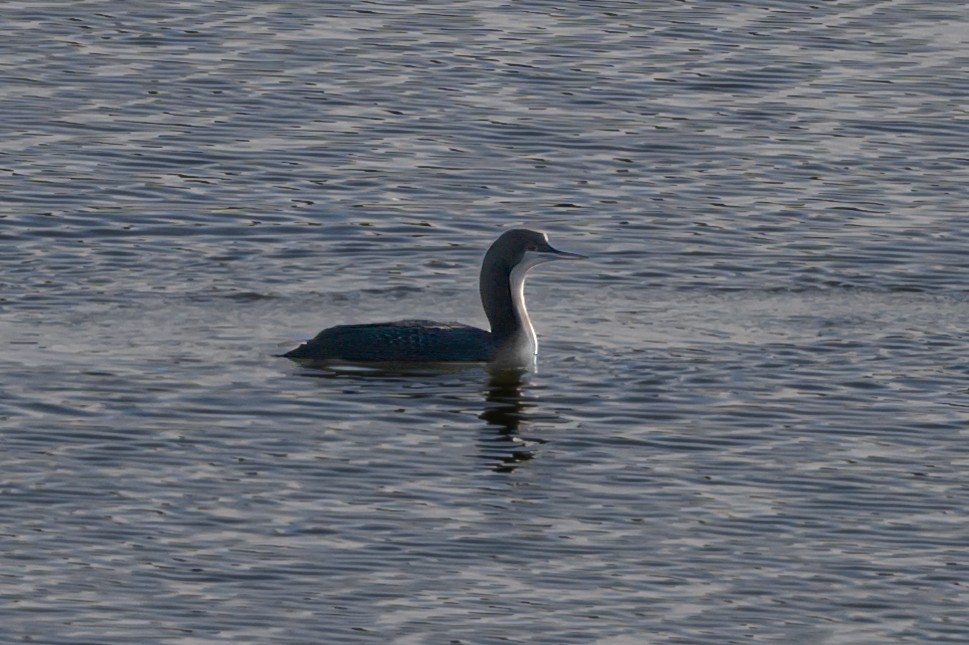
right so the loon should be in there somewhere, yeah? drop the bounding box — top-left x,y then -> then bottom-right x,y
283,228 -> 585,369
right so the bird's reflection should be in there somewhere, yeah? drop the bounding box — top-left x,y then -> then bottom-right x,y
478,369 -> 545,473
289,362 -> 546,473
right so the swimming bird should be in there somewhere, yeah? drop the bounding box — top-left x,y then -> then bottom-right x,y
283,229 -> 585,369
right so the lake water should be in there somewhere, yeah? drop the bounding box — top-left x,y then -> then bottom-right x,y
3,2 -> 969,643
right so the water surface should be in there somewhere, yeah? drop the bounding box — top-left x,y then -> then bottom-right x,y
3,2 -> 969,643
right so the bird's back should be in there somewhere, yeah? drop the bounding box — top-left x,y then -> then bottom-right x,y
284,320 -> 494,363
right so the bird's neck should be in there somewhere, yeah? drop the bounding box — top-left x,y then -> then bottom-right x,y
480,261 -> 537,358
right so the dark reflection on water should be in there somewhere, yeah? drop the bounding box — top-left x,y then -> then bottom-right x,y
478,370 -> 545,473
289,362 -> 548,473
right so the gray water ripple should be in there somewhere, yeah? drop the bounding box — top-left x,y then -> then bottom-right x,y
4,1 -> 969,643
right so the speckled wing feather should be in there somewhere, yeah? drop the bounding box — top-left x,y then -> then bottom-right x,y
284,320 -> 493,362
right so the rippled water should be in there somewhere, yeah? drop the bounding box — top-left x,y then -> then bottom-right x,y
3,2 -> 969,643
